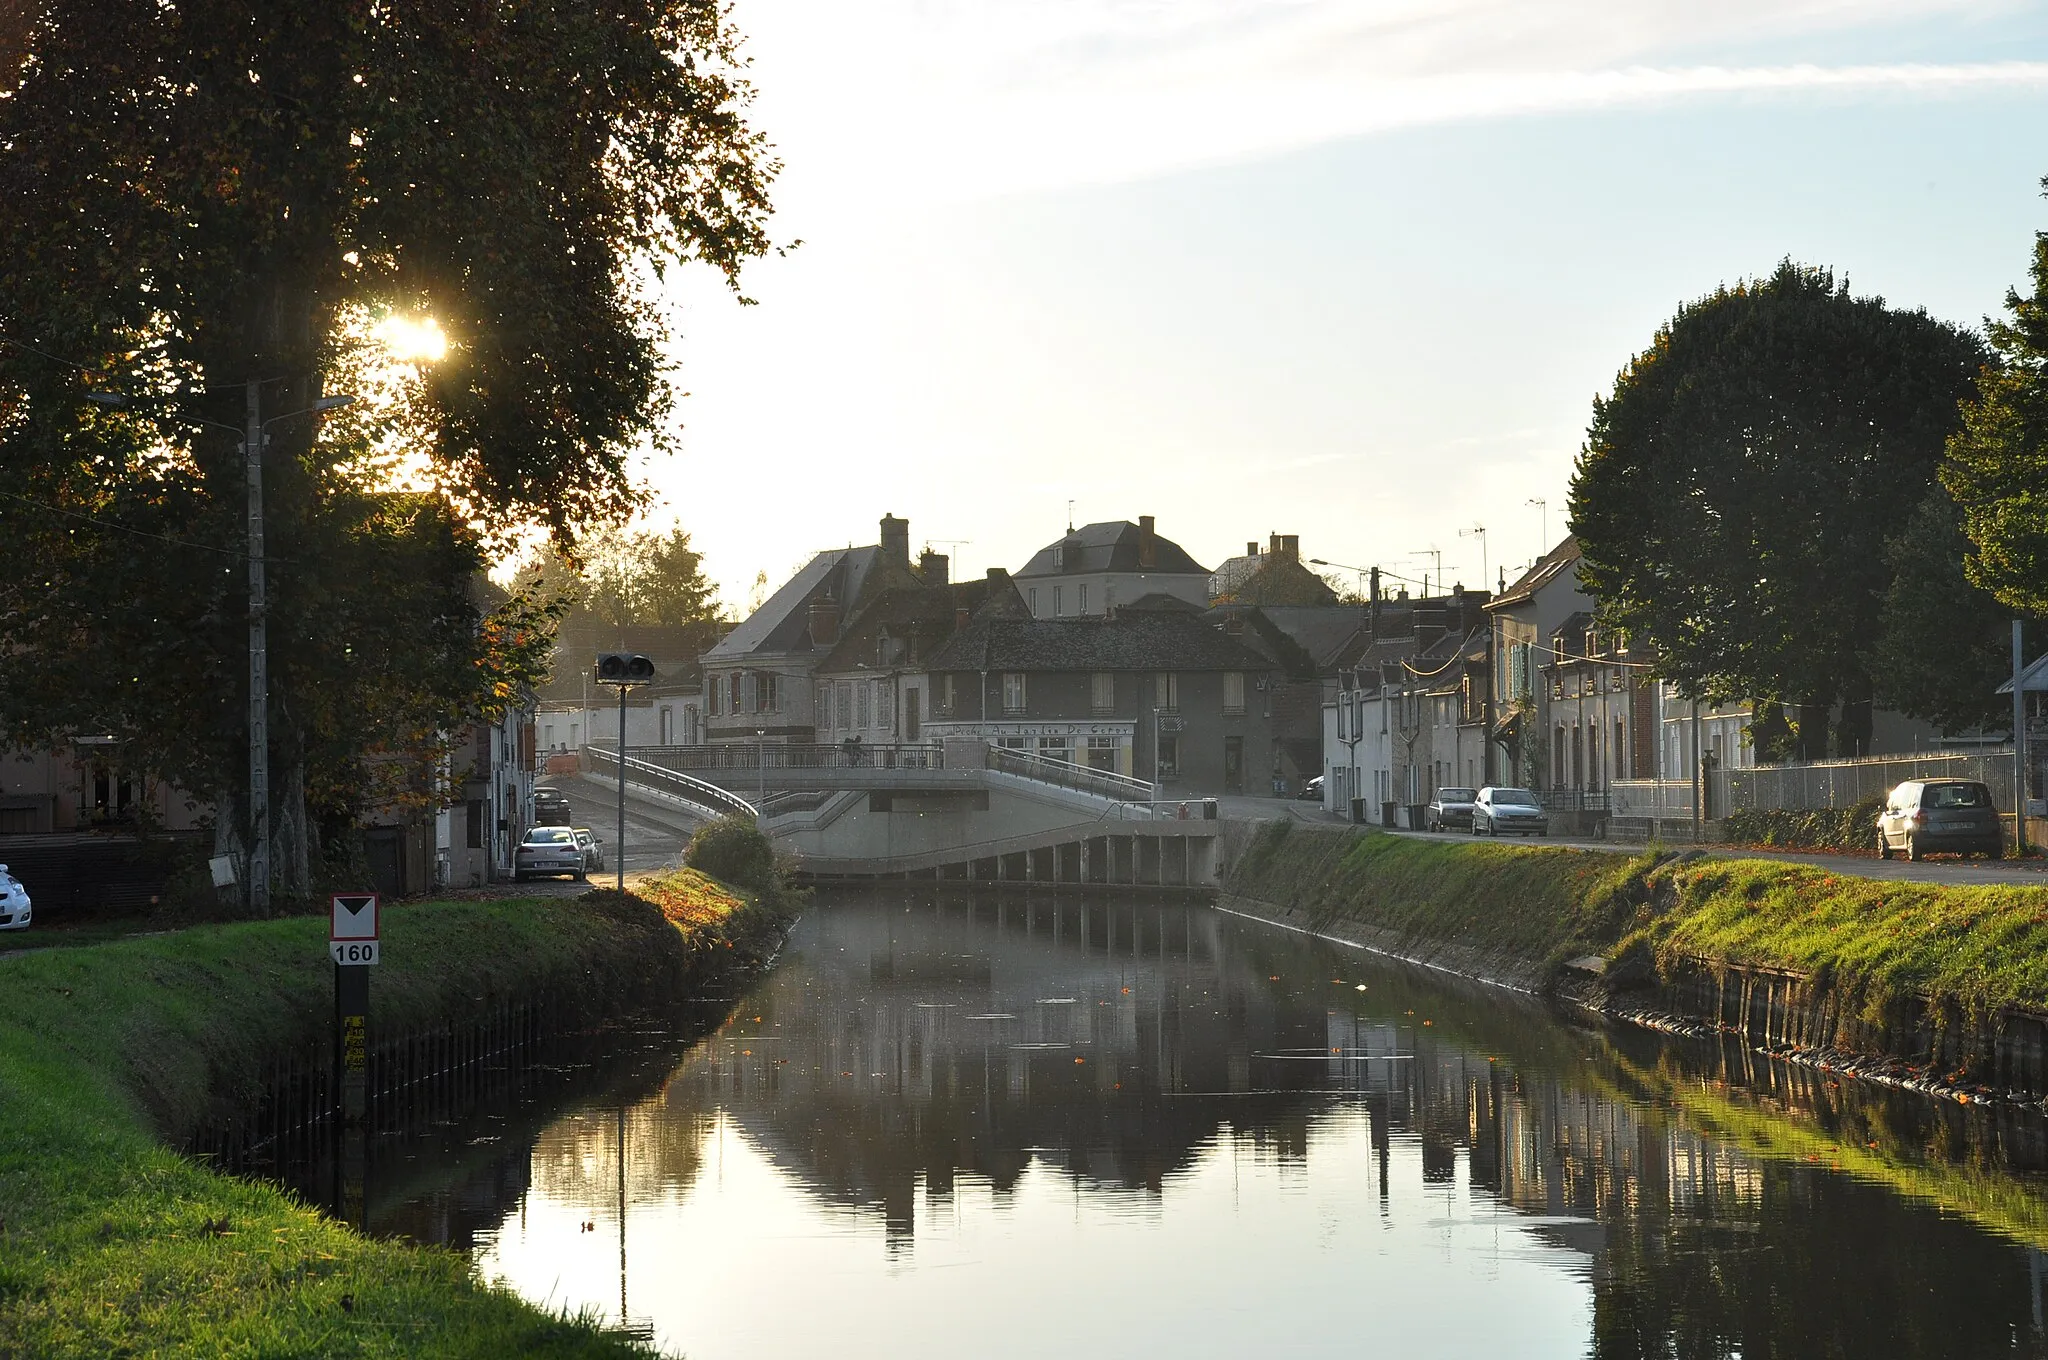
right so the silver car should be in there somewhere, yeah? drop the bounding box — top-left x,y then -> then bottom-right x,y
1877,779 -> 2003,861
0,864 -> 30,930
572,827 -> 606,873
1472,786 -> 1549,836
514,826 -> 587,882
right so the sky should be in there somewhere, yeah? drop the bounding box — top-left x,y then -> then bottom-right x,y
635,0 -> 2048,609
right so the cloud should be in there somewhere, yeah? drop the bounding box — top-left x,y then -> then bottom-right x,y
735,0 -> 2046,201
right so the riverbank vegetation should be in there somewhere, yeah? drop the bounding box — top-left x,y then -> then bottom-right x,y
0,883 -> 789,1357
1227,823 -> 2048,1023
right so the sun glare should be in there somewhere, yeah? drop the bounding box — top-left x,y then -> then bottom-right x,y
374,314 -> 448,363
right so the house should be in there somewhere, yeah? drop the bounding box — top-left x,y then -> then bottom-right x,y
0,741 -> 208,835
922,609 -> 1277,794
1208,535 -> 1340,607
1013,516 -> 1211,619
1206,602 -> 1370,794
1322,589 -> 1492,820
698,514 -> 936,744
812,565 -> 1029,749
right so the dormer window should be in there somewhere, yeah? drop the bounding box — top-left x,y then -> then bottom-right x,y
1053,545 -> 1064,568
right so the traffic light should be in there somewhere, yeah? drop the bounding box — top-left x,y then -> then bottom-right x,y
595,652 -> 656,685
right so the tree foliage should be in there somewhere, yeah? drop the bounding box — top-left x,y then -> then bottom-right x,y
1569,261 -> 1984,759
1943,182 -> 2048,617
1868,487 -> 2025,735
0,1 -> 774,889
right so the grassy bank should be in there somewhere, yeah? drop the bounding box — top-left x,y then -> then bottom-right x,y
0,879 -> 788,1358
1226,822 -> 2048,1023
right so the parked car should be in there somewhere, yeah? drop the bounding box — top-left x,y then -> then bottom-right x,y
0,865 -> 30,930
533,787 -> 574,825
1877,779 -> 2004,861
514,826 -> 587,882
1426,787 -> 1478,831
1472,787 -> 1548,836
573,827 -> 606,873
1296,775 -> 1324,803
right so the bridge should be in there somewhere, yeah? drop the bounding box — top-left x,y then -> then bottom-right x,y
580,741 -> 1226,887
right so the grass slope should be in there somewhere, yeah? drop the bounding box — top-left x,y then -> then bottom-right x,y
1228,823 -> 2048,1019
0,885 -> 786,1358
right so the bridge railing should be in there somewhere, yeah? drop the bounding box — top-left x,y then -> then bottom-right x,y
615,742 -> 945,772
987,746 -> 1156,802
584,745 -> 758,822
1111,798 -> 1221,821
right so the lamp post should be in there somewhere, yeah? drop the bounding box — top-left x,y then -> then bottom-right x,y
91,385 -> 355,911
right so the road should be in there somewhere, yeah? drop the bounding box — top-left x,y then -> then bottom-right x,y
1213,795 -> 2048,887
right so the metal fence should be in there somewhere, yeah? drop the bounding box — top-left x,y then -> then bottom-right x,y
584,745 -> 759,822
1718,749 -> 2017,812
988,746 -> 1157,802
604,741 -> 943,771
1610,779 -> 1697,821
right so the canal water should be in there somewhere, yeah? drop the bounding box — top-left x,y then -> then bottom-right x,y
324,891 -> 2048,1358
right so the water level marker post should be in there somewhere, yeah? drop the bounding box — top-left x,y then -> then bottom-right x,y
330,892 -> 379,1127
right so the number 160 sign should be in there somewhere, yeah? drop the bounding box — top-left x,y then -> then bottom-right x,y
330,893 -> 380,966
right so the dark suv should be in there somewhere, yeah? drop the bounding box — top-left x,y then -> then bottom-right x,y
1877,779 -> 2004,861
533,787 -> 573,826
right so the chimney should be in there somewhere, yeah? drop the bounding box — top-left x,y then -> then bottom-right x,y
1246,541 -> 1259,557
879,514 -> 910,567
919,548 -> 949,587
807,594 -> 840,647
1223,612 -> 1245,636
1138,515 -> 1157,568
1414,601 -> 1447,649
1280,534 -> 1299,560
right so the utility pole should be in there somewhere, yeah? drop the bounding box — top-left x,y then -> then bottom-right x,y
2016,620 -> 2030,855
246,380 -> 270,913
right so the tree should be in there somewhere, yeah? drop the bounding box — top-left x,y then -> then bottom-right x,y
0,2 -> 774,899
1569,261 -> 1985,761
1867,487 -> 2026,734
1943,182 -> 2048,617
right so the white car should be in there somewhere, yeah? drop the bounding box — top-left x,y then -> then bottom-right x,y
0,865 -> 31,930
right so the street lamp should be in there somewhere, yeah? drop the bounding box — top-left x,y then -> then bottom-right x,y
90,385 -> 355,911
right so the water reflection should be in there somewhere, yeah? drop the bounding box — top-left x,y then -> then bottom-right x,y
445,893 -> 2048,1359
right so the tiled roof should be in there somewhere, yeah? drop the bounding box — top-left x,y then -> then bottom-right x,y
927,612 -> 1273,673
1015,521 -> 1209,579
817,576 -> 1028,673
1488,536 -> 1581,610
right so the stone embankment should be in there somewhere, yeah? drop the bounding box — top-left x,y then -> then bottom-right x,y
1219,821 -> 2048,1106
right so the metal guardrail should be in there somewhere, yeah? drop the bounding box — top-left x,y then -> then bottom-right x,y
584,745 -> 758,822
1111,798 -> 1222,821
987,746 -> 1157,802
1610,779 -> 1696,820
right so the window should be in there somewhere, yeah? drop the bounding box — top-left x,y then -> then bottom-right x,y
1002,672 -> 1027,713
1039,735 -> 1072,764
1054,585 -> 1064,616
741,671 -> 757,714
877,679 -> 895,732
1028,587 -> 1039,615
757,673 -> 778,713
1091,672 -> 1115,713
1157,732 -> 1180,779
543,723 -> 556,748
1223,672 -> 1246,715
838,681 -> 854,729
658,707 -> 672,745
1337,701 -> 1347,740
821,684 -> 834,731
1154,672 -> 1178,712
684,706 -> 700,745
1078,584 -> 1088,614
941,674 -> 956,716
857,681 -> 872,729
1087,735 -> 1117,771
